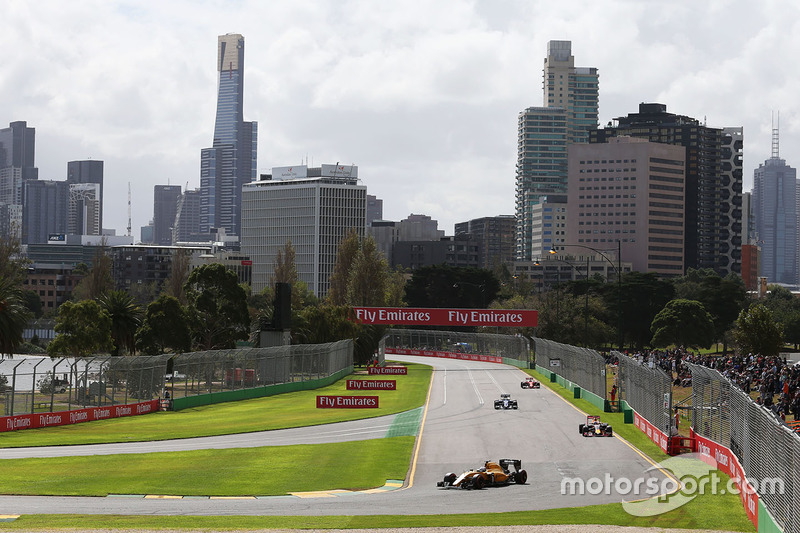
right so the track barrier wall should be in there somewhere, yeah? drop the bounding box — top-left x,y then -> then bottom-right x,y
688,363 -> 798,533
616,351 -> 673,438
166,340 -> 354,410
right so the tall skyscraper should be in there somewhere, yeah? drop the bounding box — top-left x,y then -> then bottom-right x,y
0,121 -> 38,239
173,188 -> 202,243
67,183 -> 101,236
515,41 -> 598,261
591,103 -> 743,275
753,124 -> 797,285
200,33 -> 258,238
22,180 -> 69,244
67,160 -> 104,233
153,185 -> 182,245
241,165 -> 365,297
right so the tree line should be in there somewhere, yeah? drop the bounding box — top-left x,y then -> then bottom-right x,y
0,231 -> 794,360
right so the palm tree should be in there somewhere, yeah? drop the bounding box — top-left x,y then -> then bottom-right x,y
0,277 -> 32,356
97,290 -> 142,355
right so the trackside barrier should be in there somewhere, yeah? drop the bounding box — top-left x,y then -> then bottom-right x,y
616,351 -> 673,443
167,340 -> 354,411
533,338 -> 607,406
380,329 -> 531,367
688,362 -> 797,533
0,400 -> 160,433
384,347 -> 502,364
534,364 -> 607,412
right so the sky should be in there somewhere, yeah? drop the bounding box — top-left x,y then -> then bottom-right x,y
3,0 -> 800,239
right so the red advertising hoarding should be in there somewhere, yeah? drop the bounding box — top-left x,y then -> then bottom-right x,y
353,307 -> 537,328
368,366 -> 408,375
385,347 -> 503,364
316,395 -> 379,408
346,379 -> 396,390
692,431 -> 758,527
1,400 -> 160,433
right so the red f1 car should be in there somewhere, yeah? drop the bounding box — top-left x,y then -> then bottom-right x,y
520,377 -> 541,389
437,459 -> 528,489
579,415 -> 613,437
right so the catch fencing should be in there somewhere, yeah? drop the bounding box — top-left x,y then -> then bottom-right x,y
1,354 -> 171,415
533,338 -> 606,401
689,363 -> 799,533
380,328 -> 530,365
1,341 -> 353,416
616,351 -> 673,436
166,341 -> 353,402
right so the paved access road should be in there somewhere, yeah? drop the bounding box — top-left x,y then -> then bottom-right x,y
0,355 -> 664,516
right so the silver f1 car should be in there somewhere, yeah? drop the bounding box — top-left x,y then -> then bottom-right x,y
494,393 -> 518,409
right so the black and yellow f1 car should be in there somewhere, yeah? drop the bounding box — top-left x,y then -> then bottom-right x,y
437,459 -> 528,489
579,415 -> 613,437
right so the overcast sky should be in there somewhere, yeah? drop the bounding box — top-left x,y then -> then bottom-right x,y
3,0 -> 800,239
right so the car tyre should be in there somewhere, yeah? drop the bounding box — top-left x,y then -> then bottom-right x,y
472,475 -> 484,489
443,473 -> 457,485
578,424 -> 585,434
516,469 -> 527,484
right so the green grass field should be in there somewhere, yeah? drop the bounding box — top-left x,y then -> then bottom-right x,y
0,363 -> 431,448
0,359 -> 757,531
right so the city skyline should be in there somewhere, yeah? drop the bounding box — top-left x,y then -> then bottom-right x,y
2,1 -> 800,237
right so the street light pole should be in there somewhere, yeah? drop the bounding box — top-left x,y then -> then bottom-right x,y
550,241 -> 623,351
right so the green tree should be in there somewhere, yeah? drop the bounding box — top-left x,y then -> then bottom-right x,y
404,264 -> 500,309
20,289 -> 43,318
327,229 -> 360,305
605,272 -> 674,350
733,304 -> 784,357
650,299 -> 715,350
162,248 -> 190,304
346,235 -> 388,306
273,240 -> 298,285
0,234 -> 28,285
48,300 -> 113,357
292,304 -> 359,345
185,263 -> 249,350
97,290 -> 142,355
72,244 -> 113,300
0,276 -> 33,356
136,295 -> 192,355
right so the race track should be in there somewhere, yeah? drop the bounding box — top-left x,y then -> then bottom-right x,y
0,355 -> 664,516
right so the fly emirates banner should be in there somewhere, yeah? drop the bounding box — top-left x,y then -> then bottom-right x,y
352,307 -> 537,328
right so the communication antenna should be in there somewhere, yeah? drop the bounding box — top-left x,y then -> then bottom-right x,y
127,182 -> 132,237
771,111 -> 780,159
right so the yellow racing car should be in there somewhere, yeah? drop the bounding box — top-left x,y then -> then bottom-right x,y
437,459 -> 528,489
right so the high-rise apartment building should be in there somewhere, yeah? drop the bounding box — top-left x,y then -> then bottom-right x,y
366,194 -> 383,227
543,41 -> 599,144
241,165 -> 366,297
200,33 -> 257,237
529,195 -> 567,261
565,137 -> 686,276
591,103 -> 743,275
515,41 -> 598,261
67,183 -> 101,236
67,160 -> 104,232
1,121 -> 38,239
752,126 -> 797,285
454,215 -> 516,269
173,188 -> 202,243
153,185 -> 182,245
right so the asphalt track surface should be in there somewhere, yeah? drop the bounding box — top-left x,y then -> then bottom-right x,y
0,355 -> 665,516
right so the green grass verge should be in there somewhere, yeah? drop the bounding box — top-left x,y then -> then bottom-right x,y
0,437 -> 414,497
0,362 -> 431,448
0,490 -> 754,531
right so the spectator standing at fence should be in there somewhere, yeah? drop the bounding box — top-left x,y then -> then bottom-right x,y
610,384 -> 617,403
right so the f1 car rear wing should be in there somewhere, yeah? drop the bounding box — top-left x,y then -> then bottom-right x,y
498,459 -> 522,471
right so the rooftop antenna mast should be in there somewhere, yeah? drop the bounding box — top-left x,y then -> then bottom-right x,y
771,111 -> 780,159
127,182 -> 132,237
